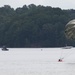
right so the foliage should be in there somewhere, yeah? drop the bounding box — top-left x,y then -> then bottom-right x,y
0,4 -> 75,47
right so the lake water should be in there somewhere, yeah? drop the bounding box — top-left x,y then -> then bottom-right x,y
0,48 -> 75,75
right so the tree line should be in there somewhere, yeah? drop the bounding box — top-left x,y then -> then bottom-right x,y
0,4 -> 75,47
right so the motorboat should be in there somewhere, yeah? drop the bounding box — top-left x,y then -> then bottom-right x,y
62,46 -> 73,49
2,46 -> 9,51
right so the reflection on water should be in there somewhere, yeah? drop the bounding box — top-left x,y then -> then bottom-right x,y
0,48 -> 75,75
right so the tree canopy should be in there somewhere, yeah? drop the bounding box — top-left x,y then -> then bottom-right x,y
0,4 -> 75,47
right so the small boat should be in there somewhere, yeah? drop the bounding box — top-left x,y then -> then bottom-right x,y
2,46 -> 9,51
2,48 -> 9,51
62,46 -> 73,49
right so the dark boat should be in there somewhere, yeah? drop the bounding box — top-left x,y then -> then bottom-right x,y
2,46 -> 9,51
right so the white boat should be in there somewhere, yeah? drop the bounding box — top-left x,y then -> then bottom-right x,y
61,46 -> 73,49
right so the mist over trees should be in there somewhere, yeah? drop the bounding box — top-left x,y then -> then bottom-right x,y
0,4 -> 75,47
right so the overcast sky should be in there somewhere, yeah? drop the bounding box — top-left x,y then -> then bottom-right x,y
0,0 -> 75,9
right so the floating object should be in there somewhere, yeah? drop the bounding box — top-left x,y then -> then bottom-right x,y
2,48 -> 9,51
58,59 -> 63,62
2,45 -> 9,51
61,45 -> 73,49
65,19 -> 75,40
41,49 -> 43,51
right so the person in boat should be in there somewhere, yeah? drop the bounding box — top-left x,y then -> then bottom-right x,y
58,59 -> 62,62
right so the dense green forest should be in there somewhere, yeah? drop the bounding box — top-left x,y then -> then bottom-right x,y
0,4 -> 75,47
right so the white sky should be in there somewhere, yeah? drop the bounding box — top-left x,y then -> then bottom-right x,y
0,0 -> 75,9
